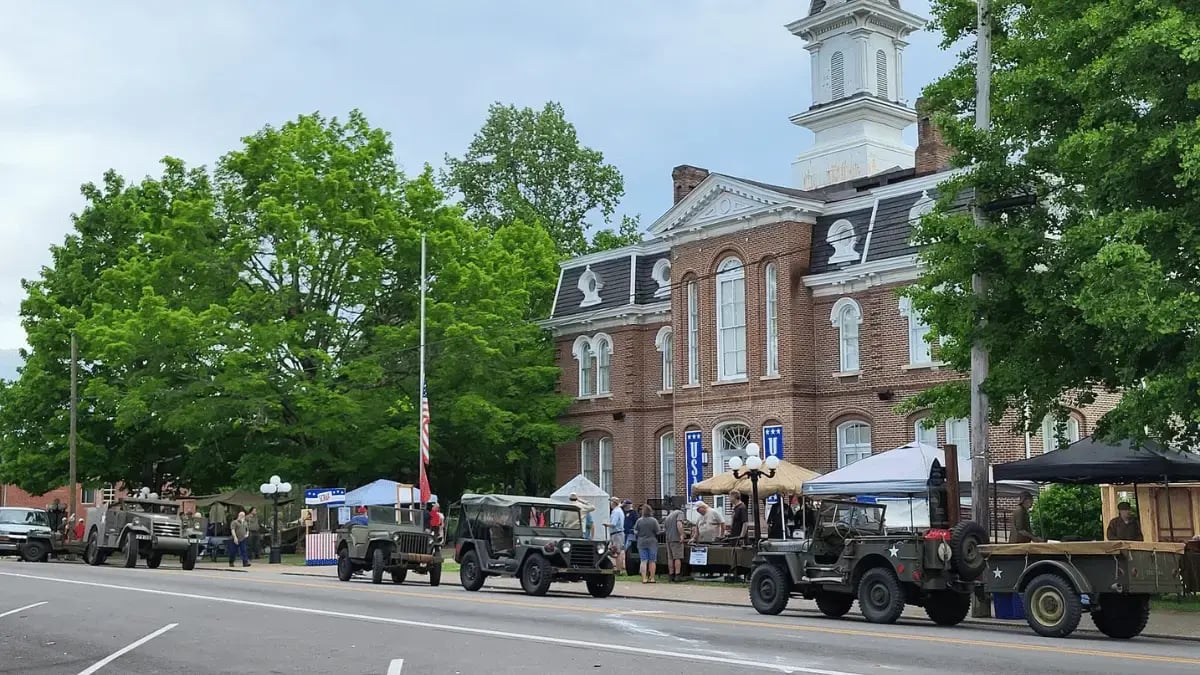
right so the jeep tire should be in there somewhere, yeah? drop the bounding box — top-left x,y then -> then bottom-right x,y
19,540 -> 47,563
371,547 -> 386,585
147,552 -> 163,569
459,550 -> 485,591
123,534 -> 138,568
181,545 -> 198,571
586,574 -> 615,598
749,563 -> 790,615
924,590 -> 971,626
427,563 -> 442,587
948,521 -> 988,580
336,546 -> 353,582
858,567 -> 905,624
520,553 -> 554,596
1091,594 -> 1150,639
815,592 -> 854,619
85,531 -> 104,566
391,567 -> 408,585
1023,573 -> 1083,638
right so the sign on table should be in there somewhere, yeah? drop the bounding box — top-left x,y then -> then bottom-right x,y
689,546 -> 708,566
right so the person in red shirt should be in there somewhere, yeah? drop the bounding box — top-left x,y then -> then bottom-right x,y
73,517 -> 85,541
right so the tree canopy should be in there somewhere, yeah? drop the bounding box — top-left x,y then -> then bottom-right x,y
901,1 -> 1200,446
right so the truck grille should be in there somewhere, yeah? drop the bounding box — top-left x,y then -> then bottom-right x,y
153,522 -> 182,538
568,545 -> 597,568
395,532 -> 430,555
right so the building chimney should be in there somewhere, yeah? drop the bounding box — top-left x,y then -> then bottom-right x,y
915,97 -> 953,175
672,165 -> 709,204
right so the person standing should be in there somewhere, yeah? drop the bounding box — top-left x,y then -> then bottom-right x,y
229,510 -> 250,567
692,501 -> 725,543
1010,492 -> 1043,543
634,505 -> 661,584
728,490 -> 748,543
662,505 -> 685,582
606,498 -> 625,573
246,507 -> 261,559
622,500 -> 637,553
569,492 -> 595,538
1106,501 -> 1144,541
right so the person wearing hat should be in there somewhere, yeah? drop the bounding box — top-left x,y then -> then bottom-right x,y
569,492 -> 595,538
691,500 -> 725,544
1106,501 -> 1144,541
1010,492 -> 1043,543
606,497 -> 626,572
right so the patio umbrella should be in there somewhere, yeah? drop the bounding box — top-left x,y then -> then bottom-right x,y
691,460 -> 820,497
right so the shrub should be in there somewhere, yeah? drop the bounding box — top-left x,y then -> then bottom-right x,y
1030,484 -> 1103,541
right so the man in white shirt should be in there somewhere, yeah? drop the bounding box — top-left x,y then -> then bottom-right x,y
606,497 -> 626,573
692,501 -> 725,543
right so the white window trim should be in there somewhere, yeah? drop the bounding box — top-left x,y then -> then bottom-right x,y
651,258 -> 672,299
578,265 -> 603,307
712,421 -> 753,511
945,417 -> 970,453
598,436 -> 613,495
827,219 -> 858,264
715,257 -> 747,382
765,262 -> 779,377
914,418 -> 937,447
1042,414 -> 1081,454
580,438 -> 598,485
830,297 -> 862,374
898,296 -> 933,367
836,420 -> 872,468
594,333 -> 612,395
659,432 -> 676,498
655,326 -> 674,392
571,335 -> 595,398
686,281 -> 700,385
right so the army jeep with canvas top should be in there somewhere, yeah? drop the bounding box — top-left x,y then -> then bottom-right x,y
84,495 -> 201,570
335,505 -> 444,586
452,493 -> 616,597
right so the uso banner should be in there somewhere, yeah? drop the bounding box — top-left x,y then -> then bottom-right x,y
685,430 -> 703,500
763,425 -> 784,504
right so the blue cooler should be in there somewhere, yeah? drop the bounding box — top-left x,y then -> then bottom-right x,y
992,592 -> 1025,620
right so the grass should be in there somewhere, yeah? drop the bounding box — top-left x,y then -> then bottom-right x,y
1152,595 -> 1200,613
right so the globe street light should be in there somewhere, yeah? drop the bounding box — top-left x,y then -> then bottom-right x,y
259,475 -> 292,564
728,442 -> 779,544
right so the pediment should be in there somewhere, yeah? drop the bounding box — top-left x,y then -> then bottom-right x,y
648,175 -> 821,237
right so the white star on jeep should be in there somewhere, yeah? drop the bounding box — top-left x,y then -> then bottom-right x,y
888,544 -> 899,557
993,567 -> 1003,579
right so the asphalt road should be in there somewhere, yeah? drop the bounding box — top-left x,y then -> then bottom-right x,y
1,559 -> 1198,675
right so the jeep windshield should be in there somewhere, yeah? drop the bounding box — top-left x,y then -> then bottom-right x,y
367,505 -> 425,526
0,509 -> 48,526
818,501 -> 886,536
514,505 -> 582,536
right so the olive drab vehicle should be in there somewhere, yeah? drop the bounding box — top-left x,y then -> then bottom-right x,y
335,505 -> 444,586
84,495 -> 201,570
749,460 -> 987,626
451,494 -> 616,597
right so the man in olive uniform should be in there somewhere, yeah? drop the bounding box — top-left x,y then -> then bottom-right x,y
246,507 -> 262,559
1106,501 -> 1144,541
1010,492 -> 1043,543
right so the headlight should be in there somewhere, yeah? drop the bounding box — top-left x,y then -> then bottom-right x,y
596,544 -> 606,555
561,541 -> 572,553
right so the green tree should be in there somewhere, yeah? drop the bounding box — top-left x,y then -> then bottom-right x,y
898,1 -> 1200,445
442,101 -> 630,257
1030,485 -> 1103,541
588,215 -> 643,253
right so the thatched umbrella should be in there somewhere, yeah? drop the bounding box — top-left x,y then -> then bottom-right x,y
691,460 -> 821,496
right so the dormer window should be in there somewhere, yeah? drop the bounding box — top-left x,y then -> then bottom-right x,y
909,190 -> 935,224
578,265 -> 603,307
827,219 -> 858,264
651,258 -> 672,299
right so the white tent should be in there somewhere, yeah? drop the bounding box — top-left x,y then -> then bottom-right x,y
802,441 -> 1037,497
551,474 -> 608,540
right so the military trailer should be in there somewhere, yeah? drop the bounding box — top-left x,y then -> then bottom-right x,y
83,496 -> 201,570
749,499 -> 987,625
981,540 -> 1186,639
452,494 -> 616,597
0,507 -> 55,562
335,505 -> 444,586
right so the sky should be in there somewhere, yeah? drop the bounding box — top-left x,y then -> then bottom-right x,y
0,0 -> 956,355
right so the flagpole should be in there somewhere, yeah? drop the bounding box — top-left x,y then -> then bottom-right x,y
418,233 -> 428,504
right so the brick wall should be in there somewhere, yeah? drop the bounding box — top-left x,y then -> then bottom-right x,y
1,484 -> 93,511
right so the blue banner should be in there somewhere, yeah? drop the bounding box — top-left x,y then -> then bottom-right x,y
685,430 -> 703,500
763,425 -> 784,504
305,488 -> 346,506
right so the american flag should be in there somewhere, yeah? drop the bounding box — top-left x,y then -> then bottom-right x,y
418,381 -> 431,502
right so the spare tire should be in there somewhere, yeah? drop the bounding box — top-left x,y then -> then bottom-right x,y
949,521 -> 988,580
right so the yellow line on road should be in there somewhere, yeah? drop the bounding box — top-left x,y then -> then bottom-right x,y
170,569 -> 1200,667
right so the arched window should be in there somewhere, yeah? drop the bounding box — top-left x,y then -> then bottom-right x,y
914,417 -> 938,447
899,296 -> 932,365
572,336 -> 594,397
686,280 -> 700,384
659,432 -> 676,498
714,423 -> 752,510
831,51 -> 845,100
827,219 -> 858,264
765,262 -> 779,376
1042,414 -> 1081,453
598,436 -> 613,494
876,49 -> 888,98
946,418 -> 970,453
715,257 -> 747,380
655,327 -> 674,391
836,421 -> 872,467
595,335 -> 612,395
830,298 -> 862,373
580,438 -> 598,484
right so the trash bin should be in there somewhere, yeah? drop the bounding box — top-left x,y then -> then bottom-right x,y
992,592 -> 1025,620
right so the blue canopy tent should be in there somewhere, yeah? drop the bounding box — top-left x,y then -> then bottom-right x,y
344,479 -> 437,507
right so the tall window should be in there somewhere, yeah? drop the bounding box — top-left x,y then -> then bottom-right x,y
656,327 -> 674,391
687,281 -> 700,384
580,438 -> 597,484
715,257 -> 747,380
714,423 -> 752,510
598,437 -> 613,494
765,262 -> 779,376
595,336 -> 611,395
1042,415 -> 1081,453
946,418 -> 970,453
575,338 -> 594,397
837,421 -> 872,467
876,49 -> 888,98
660,433 -> 676,498
914,418 -> 937,447
831,51 -> 845,99
831,298 -> 862,373
899,297 -> 932,365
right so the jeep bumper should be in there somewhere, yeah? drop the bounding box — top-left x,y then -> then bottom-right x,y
132,534 -> 200,553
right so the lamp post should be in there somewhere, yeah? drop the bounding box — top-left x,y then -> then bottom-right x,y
728,442 -> 780,545
259,475 -> 292,564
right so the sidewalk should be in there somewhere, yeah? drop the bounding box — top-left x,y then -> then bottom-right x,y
197,561 -> 1198,641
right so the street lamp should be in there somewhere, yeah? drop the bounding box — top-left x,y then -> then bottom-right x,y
259,475 -> 292,564
728,442 -> 780,544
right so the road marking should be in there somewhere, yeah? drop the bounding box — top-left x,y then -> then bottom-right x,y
0,601 -> 47,618
0,572 -> 853,675
624,609 -> 664,615
386,658 -> 404,675
77,623 -> 177,675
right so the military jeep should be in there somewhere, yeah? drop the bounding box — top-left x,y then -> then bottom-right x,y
335,505 -> 443,586
84,496 -> 201,570
452,494 -> 616,597
749,499 -> 987,626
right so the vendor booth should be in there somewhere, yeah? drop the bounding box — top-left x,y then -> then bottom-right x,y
303,487 -> 345,566
550,474 -> 607,540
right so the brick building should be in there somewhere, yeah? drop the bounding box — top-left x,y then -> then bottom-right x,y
540,0 -> 1115,507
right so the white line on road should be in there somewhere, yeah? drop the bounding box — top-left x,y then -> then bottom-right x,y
0,601 -> 47,619
77,623 -> 177,675
0,571 -> 857,675
386,658 -> 404,675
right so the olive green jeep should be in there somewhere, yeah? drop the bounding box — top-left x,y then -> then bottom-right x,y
336,505 -> 443,586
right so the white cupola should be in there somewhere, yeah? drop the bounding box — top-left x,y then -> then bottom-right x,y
787,0 -> 926,190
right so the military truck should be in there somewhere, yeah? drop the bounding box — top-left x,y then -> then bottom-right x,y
335,505 -> 444,586
452,494 -> 616,597
749,499 -> 987,625
0,507 -> 55,562
83,495 -> 201,570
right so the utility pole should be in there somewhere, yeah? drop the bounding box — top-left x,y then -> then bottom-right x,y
970,0 -> 993,618
69,333 -> 78,521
